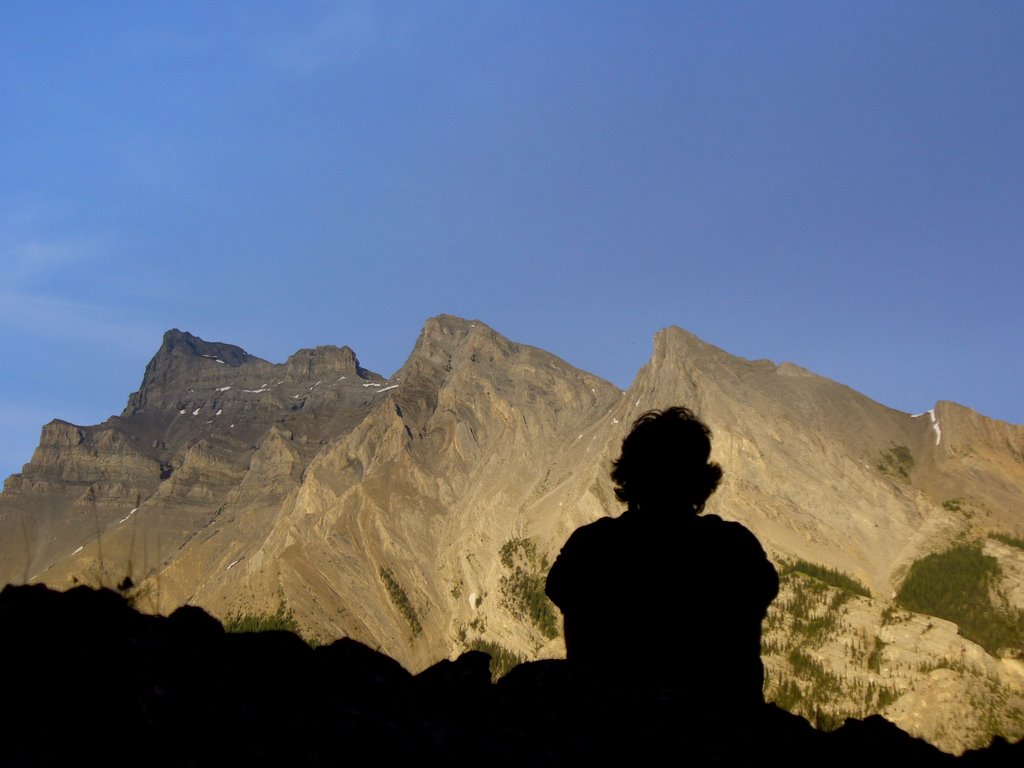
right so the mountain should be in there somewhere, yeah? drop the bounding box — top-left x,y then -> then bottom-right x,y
2,316 -> 1022,753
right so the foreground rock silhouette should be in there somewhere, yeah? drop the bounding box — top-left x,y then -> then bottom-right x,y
1,585 -> 1019,766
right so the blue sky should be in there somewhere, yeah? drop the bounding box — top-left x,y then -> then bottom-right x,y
2,2 -> 1022,482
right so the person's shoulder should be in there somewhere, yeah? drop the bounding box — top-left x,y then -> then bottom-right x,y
558,514 -> 622,552
569,512 -> 625,538
546,514 -> 623,605
698,514 -> 779,595
696,514 -> 771,555
577,514 -> 621,533
697,513 -> 756,536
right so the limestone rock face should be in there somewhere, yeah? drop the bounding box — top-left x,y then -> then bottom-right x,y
0,327 -> 386,593
1,317 -> 1022,753
620,328 -> 957,595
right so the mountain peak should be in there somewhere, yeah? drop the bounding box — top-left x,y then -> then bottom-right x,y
648,327 -> 778,383
121,330 -> 264,416
399,315 -> 500,376
158,329 -> 251,367
653,326 -> 731,360
421,314 -> 489,342
284,345 -> 364,380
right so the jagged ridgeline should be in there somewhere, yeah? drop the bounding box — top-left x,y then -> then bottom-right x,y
2,314 -> 1023,754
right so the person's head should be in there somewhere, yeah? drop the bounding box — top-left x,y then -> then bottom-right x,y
611,406 -> 722,514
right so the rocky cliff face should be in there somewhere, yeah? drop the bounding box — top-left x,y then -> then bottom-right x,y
0,327 -> 386,599
1,316 -> 1021,753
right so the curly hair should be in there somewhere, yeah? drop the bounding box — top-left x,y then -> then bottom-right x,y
611,406 -> 723,513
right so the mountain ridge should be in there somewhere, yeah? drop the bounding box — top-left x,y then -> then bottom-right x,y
2,315 -> 1022,752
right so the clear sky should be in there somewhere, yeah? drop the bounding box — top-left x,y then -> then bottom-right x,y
2,2 -> 1022,482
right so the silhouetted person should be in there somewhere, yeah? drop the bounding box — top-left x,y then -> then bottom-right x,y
546,407 -> 779,717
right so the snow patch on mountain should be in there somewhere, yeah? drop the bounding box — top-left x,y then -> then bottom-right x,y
912,409 -> 942,445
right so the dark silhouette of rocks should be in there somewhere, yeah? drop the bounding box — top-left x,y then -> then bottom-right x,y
1,584 -> 1018,766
